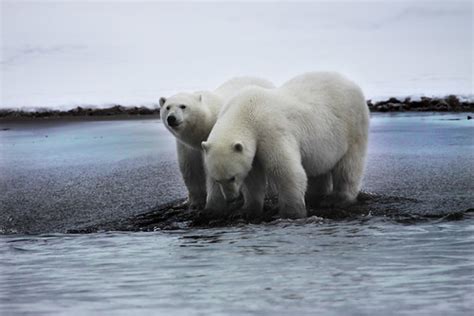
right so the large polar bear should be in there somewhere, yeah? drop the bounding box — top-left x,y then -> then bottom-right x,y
201,72 -> 369,218
159,77 -> 274,209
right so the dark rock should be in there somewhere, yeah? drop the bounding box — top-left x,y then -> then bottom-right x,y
409,101 -> 422,109
375,97 -> 401,107
387,97 -> 401,104
138,107 -> 154,115
461,102 -> 474,111
438,100 -> 450,111
430,98 -> 441,106
446,95 -> 460,109
420,96 -> 432,107
387,103 -> 404,111
378,105 -> 389,112
468,116 -> 472,120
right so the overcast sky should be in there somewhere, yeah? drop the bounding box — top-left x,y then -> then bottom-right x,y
1,0 -> 472,109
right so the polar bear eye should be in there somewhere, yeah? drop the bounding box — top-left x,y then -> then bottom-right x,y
229,176 -> 235,182
179,105 -> 186,109
166,106 -> 170,111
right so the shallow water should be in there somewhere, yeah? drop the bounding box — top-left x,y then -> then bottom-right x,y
1,217 -> 473,315
0,113 -> 473,314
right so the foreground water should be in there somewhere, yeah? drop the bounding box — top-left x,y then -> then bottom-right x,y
1,218 -> 473,315
0,113 -> 473,314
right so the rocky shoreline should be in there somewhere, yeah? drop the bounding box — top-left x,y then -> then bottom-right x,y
0,95 -> 473,119
367,95 -> 473,112
0,105 -> 161,120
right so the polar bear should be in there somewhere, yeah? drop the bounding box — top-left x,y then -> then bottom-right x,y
201,72 -> 369,218
159,77 -> 274,209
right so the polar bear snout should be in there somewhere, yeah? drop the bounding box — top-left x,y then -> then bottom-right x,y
167,115 -> 179,127
218,182 -> 243,203
164,110 -> 184,129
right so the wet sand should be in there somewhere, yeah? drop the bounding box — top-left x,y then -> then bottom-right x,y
0,119 -> 184,234
0,113 -> 473,234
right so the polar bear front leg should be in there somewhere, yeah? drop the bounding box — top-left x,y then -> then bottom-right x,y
265,145 -> 308,219
305,173 -> 333,208
241,159 -> 266,217
176,142 -> 207,208
204,176 -> 227,213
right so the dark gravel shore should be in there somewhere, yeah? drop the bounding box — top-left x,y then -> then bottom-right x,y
0,95 -> 472,120
67,194 -> 474,233
0,113 -> 472,234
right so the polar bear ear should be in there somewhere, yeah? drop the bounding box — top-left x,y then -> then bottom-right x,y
233,142 -> 243,152
201,141 -> 210,152
159,97 -> 167,107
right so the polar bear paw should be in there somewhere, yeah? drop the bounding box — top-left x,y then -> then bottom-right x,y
187,197 -> 206,209
319,193 -> 357,209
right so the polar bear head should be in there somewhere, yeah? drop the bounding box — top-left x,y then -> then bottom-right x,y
202,139 -> 256,203
159,93 -> 202,136
159,92 -> 216,148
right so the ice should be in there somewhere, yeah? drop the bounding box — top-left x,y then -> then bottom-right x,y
1,1 -> 472,111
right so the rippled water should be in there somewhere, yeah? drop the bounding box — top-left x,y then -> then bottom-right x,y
1,217 -> 473,315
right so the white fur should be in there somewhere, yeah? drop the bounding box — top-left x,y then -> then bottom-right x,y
160,77 -> 274,208
203,72 -> 370,218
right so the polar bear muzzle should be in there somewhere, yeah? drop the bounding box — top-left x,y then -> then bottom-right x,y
167,115 -> 179,127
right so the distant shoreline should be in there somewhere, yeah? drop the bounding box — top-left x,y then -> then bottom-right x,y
367,95 -> 473,113
0,105 -> 161,121
0,95 -> 472,121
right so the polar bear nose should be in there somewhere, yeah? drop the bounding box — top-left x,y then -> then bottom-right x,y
167,115 -> 178,126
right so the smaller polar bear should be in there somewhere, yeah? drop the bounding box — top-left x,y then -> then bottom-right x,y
202,72 -> 369,218
159,77 -> 274,209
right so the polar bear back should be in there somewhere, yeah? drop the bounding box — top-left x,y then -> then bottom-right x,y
214,76 -> 275,101
281,72 -> 365,112
218,72 -> 367,131
209,72 -> 369,177
279,71 -> 368,140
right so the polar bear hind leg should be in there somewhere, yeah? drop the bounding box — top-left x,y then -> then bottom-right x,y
327,142 -> 366,207
305,172 -> 333,208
